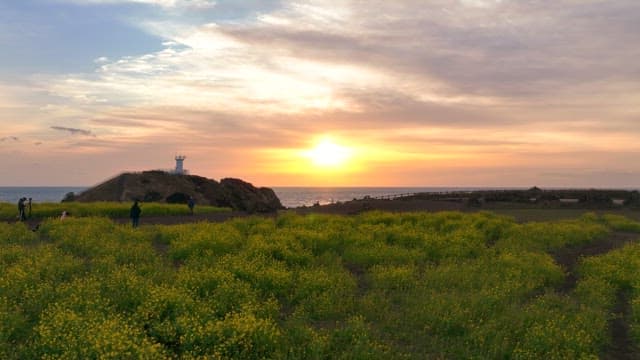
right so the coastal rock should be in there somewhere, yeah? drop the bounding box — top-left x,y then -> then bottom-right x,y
73,171 -> 284,213
219,178 -> 283,213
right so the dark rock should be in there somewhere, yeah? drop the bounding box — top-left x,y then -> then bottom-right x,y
143,191 -> 163,202
73,171 -> 284,212
166,192 -> 190,204
61,192 -> 76,202
219,178 -> 284,213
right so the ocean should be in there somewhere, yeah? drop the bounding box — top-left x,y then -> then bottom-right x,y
0,187 -> 87,204
271,187 -> 511,208
0,186 -> 520,208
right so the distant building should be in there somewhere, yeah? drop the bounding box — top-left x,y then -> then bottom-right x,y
559,198 -> 579,204
173,155 -> 188,175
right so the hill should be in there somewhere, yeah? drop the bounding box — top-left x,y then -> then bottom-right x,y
70,171 -> 283,213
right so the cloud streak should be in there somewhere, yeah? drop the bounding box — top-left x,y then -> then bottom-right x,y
41,1 -> 640,118
57,0 -> 217,9
50,126 -> 95,137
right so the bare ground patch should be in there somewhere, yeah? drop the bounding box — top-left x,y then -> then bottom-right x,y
552,231 -> 638,293
602,289 -> 639,360
551,231 -> 640,358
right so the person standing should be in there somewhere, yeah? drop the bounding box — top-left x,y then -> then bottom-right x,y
27,198 -> 32,219
188,197 -> 195,215
17,197 -> 26,221
130,200 -> 141,228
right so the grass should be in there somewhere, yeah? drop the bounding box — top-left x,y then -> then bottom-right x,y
0,201 -> 231,221
491,208 -> 640,223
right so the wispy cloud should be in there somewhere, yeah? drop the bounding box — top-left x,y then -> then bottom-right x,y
57,0 -> 217,9
2,0 -> 639,186
50,126 -> 95,137
0,136 -> 19,142
41,1 -> 640,119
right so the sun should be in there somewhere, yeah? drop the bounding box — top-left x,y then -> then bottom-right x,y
304,137 -> 352,168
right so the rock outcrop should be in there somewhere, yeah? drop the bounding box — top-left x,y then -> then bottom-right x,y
72,171 -> 284,213
219,178 -> 284,213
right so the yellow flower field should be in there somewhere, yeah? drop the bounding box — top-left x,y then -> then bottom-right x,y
1,211 -> 639,359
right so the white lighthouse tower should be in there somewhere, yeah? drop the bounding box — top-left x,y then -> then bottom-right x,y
174,155 -> 186,174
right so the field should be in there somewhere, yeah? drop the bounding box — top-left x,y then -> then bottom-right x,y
0,202 -> 231,221
2,210 -> 640,358
490,208 -> 640,223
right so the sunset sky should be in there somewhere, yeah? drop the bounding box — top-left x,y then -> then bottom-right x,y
1,0 -> 639,187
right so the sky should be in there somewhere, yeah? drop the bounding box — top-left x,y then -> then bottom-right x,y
1,0 -> 639,187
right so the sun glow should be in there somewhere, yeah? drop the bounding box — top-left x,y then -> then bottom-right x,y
304,137 -> 352,168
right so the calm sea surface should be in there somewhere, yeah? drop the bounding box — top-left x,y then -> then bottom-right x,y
271,187 -> 520,208
0,186 -> 523,208
0,187 -> 87,204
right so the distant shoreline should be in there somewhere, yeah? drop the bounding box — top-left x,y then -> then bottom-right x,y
2,186 -> 640,208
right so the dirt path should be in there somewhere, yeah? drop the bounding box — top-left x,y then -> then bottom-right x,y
111,211 -> 253,226
552,231 -> 639,358
344,262 -> 368,296
295,199 -> 466,216
4,211 -> 256,229
602,289 -> 637,360
552,231 -> 638,293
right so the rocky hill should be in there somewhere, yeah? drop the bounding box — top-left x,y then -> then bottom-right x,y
70,171 -> 283,213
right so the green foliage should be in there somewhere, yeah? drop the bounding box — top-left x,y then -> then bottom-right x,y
575,240 -> 640,354
510,294 -> 607,359
34,305 -> 165,359
0,222 -> 37,245
495,218 -> 609,252
600,214 -> 640,232
0,201 -> 230,220
1,210 -> 639,358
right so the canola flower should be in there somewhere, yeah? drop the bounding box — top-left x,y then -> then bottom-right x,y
0,211 -> 638,358
0,201 -> 230,221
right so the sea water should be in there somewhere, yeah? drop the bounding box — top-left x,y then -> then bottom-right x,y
0,187 -> 87,204
273,187 -> 515,207
0,186 -> 518,208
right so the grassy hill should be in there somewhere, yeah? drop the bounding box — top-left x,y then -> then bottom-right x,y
73,171 -> 283,212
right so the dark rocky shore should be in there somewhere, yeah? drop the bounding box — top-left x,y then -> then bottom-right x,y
294,187 -> 640,217
67,171 -> 284,213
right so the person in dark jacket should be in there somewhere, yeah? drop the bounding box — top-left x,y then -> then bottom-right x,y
130,200 -> 141,228
17,197 -> 26,221
188,197 -> 195,215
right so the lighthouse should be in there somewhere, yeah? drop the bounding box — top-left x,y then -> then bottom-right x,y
174,155 -> 186,174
